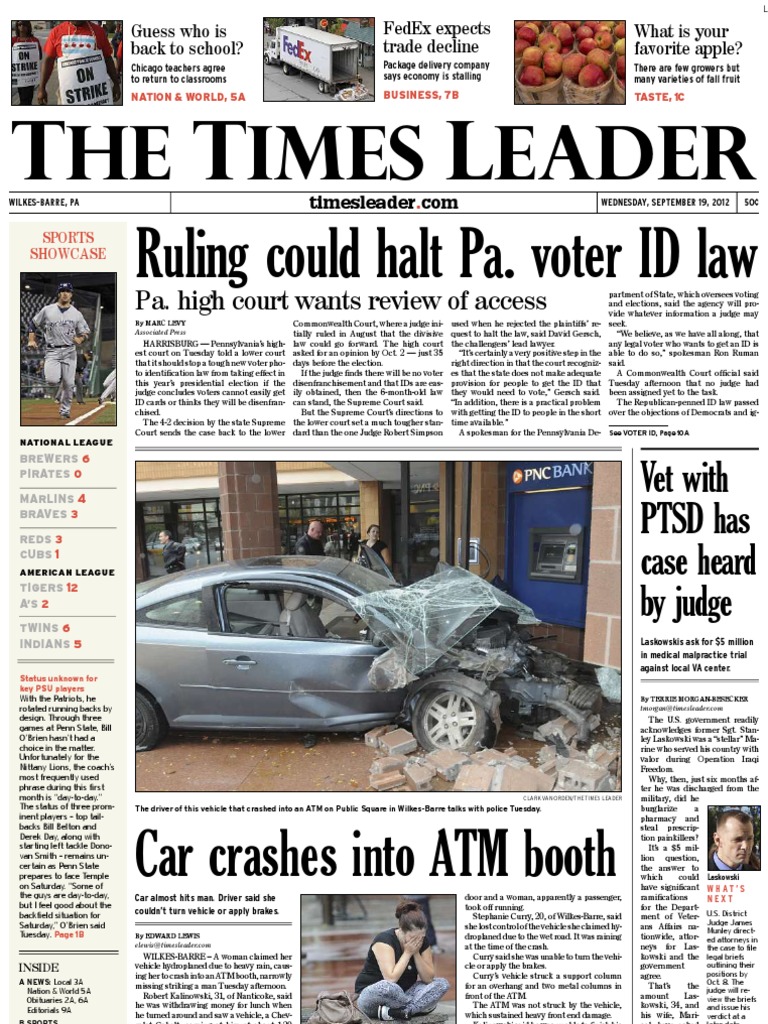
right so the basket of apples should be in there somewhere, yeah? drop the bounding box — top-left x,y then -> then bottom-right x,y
562,26 -> 615,104
514,21 -> 547,71
516,31 -> 567,104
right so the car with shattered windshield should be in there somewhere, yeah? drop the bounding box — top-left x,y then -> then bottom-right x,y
136,556 -> 615,753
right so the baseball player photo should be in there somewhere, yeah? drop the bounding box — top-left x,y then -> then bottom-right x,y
28,281 -> 89,419
20,272 -> 117,427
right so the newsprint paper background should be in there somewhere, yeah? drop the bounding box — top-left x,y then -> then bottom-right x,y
4,6 -> 765,1024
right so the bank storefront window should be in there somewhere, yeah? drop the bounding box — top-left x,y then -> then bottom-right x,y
279,491 -> 361,558
139,499 -> 223,578
389,479 -> 440,581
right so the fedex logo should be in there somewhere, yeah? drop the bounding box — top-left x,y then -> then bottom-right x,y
282,35 -> 312,62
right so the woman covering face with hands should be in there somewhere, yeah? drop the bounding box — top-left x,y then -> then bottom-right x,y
354,899 -> 449,1020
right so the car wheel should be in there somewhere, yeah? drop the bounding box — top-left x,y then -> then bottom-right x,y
135,691 -> 167,752
412,687 -> 496,752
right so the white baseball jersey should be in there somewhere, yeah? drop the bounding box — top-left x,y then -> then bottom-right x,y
32,303 -> 89,347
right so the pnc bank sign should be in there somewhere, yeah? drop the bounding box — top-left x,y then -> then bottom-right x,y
511,462 -> 594,488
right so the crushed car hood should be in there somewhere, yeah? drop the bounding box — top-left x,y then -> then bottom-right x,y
348,563 -> 539,677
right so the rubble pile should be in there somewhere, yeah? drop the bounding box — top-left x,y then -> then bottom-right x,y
365,720 -> 620,793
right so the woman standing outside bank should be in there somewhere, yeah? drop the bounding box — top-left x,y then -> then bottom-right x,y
362,524 -> 392,567
354,900 -> 449,1021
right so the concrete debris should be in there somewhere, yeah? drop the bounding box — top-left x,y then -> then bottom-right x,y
404,763 -> 436,792
454,764 -> 496,792
370,755 -> 408,775
537,746 -> 556,766
556,760 -> 614,792
534,715 -> 580,746
492,764 -> 556,792
364,725 -> 396,749
470,748 -> 511,766
588,742 -> 619,770
367,720 -> 620,793
424,749 -> 471,781
370,770 -> 406,791
507,755 -> 532,770
378,728 -> 419,756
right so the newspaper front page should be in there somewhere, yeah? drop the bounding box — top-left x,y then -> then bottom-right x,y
5,6 -> 764,1024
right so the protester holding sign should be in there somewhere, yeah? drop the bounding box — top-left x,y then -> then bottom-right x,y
37,19 -> 120,106
11,20 -> 42,105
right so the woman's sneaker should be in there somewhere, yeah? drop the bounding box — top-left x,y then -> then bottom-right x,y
378,1008 -> 411,1021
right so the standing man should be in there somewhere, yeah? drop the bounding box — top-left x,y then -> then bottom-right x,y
37,19 -> 120,105
159,531 -> 186,574
28,281 -> 90,420
295,519 -> 325,555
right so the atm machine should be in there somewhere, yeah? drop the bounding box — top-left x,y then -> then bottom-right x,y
505,462 -> 594,627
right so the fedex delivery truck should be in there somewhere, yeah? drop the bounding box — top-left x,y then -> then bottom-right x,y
265,25 -> 360,94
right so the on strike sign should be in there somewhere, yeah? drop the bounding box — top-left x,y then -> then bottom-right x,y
58,52 -> 113,105
12,42 -> 40,88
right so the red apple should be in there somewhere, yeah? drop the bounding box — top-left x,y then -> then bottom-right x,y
594,30 -> 614,50
562,51 -> 586,80
521,46 -> 544,66
542,50 -> 563,77
615,22 -> 626,39
516,25 -> 537,44
616,55 -> 626,79
538,32 -> 561,53
576,25 -> 593,41
578,64 -> 607,87
586,47 -> 611,70
579,37 -> 597,55
583,21 -> 600,32
519,65 -> 546,87
553,23 -> 574,47
568,21 -> 582,30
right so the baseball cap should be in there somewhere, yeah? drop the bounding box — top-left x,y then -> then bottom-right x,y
56,281 -> 75,294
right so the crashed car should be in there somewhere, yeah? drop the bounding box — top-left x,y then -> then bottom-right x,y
135,556 -> 615,753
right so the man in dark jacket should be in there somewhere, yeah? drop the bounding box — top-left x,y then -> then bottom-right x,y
295,519 -> 325,555
707,809 -> 759,870
159,531 -> 186,573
